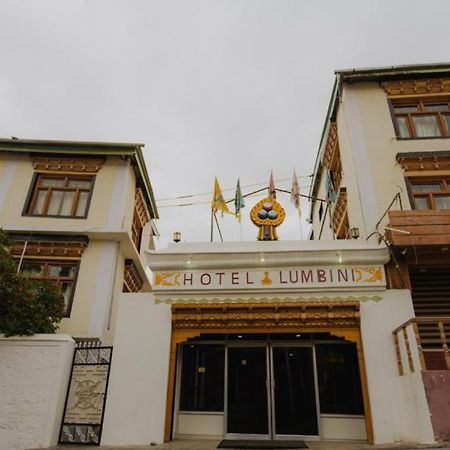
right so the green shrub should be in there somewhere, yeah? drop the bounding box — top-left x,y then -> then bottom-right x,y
0,230 -> 64,336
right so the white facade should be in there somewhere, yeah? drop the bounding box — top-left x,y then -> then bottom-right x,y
100,240 -> 435,445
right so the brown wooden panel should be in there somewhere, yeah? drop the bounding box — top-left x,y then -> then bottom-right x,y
388,210 -> 450,246
391,234 -> 450,246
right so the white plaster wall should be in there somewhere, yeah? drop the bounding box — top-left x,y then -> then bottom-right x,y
101,293 -> 171,446
360,290 -> 435,444
320,416 -> 366,441
0,334 -> 74,450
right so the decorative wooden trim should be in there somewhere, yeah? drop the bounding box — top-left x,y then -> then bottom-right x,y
332,188 -> 348,237
123,259 -> 143,292
31,157 -> 105,173
172,301 -> 360,330
10,240 -> 87,258
156,295 -> 383,305
321,122 -> 339,170
382,78 -> 450,96
396,153 -> 450,173
135,188 -> 150,227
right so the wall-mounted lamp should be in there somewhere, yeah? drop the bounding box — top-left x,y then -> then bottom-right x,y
350,227 -> 360,239
173,232 -> 181,243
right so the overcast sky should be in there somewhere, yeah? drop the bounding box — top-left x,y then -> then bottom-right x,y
1,0 -> 450,248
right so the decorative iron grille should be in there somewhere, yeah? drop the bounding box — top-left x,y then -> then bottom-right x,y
59,346 -> 113,445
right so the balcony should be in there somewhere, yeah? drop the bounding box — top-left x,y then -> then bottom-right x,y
393,317 -> 450,374
387,209 -> 450,247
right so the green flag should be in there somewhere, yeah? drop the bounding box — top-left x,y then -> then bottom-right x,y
234,178 -> 245,222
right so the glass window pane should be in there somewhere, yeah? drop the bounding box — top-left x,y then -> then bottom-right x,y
179,344 -> 224,411
411,183 -> 441,193
434,195 -> 450,209
412,116 -> 441,137
76,191 -> 90,217
49,265 -> 75,278
394,105 -> 417,113
396,117 -> 410,138
414,197 -> 429,209
424,104 -> 449,112
68,179 -> 92,189
21,262 -> 44,277
39,178 -> 65,187
316,344 -> 364,415
31,190 -> 47,214
47,191 -> 74,216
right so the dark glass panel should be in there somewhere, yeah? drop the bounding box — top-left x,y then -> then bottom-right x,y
179,344 -> 224,411
227,347 -> 268,434
21,262 -> 44,277
414,197 -> 429,209
273,347 -> 318,436
423,104 -> 449,112
393,105 -> 417,113
396,117 -> 410,138
316,344 -> 363,414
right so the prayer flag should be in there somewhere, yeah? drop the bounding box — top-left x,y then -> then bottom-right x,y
234,178 -> 245,222
290,169 -> 301,215
211,177 -> 231,215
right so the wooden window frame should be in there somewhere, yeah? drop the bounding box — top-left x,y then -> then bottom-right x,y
19,259 -> 80,317
406,176 -> 450,210
23,173 -> 96,219
389,98 -> 450,140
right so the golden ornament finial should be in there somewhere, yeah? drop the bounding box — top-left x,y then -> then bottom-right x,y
250,197 -> 286,241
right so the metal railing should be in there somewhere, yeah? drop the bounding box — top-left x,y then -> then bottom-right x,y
392,317 -> 450,375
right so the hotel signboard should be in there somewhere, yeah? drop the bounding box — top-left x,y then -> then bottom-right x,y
153,265 -> 385,291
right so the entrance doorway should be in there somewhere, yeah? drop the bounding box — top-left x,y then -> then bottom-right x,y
226,345 -> 318,439
174,333 -> 367,442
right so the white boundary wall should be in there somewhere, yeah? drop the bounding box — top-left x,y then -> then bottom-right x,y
0,334 -> 74,450
361,290 -> 435,444
102,293 -> 171,446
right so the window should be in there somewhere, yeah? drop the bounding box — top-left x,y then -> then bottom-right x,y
20,260 -> 79,316
409,178 -> 450,210
316,344 -> 364,415
391,100 -> 450,138
26,174 -> 94,218
179,344 -> 225,412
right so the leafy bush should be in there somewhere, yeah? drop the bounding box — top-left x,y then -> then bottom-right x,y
0,231 -> 64,336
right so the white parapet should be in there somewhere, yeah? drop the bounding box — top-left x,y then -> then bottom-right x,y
0,334 -> 75,450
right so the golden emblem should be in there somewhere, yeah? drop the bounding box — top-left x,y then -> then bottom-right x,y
250,197 -> 286,240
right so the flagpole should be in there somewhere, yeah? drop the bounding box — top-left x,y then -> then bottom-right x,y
213,211 -> 224,242
210,208 -> 214,242
298,210 -> 304,240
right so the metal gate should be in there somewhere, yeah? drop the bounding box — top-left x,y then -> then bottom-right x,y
59,345 -> 113,445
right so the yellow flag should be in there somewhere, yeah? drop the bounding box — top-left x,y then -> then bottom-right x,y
211,177 -> 231,215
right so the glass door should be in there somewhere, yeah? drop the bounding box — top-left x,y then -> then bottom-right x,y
226,346 -> 270,439
271,346 -> 319,438
225,343 -> 319,440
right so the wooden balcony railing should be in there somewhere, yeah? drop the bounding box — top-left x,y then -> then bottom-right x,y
393,317 -> 450,375
387,210 -> 450,247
